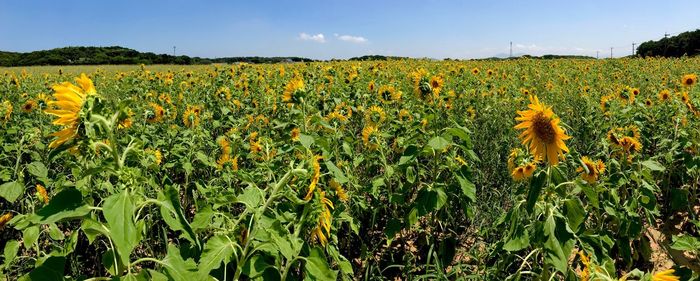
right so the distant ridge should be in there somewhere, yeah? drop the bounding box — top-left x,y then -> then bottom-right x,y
0,46 -> 314,67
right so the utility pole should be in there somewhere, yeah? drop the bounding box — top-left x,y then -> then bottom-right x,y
596,51 -> 599,59
632,43 -> 636,56
610,47 -> 613,59
509,41 -> 512,58
173,46 -> 176,56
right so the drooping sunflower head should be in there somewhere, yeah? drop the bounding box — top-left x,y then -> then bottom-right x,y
681,74 -> 697,87
364,105 -> 386,125
514,95 -> 571,165
183,105 -> 201,128
362,125 -> 380,150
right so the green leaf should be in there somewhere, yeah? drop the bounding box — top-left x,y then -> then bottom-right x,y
26,162 -> 48,181
526,171 -> 547,213
198,235 -> 235,274
564,198 -> 586,232
406,166 -> 416,183
20,256 -> 66,281
446,126 -> 472,147
325,161 -> 348,184
161,244 -> 202,281
455,174 -> 476,202
299,134 -> 314,149
427,136 -> 450,151
30,188 -> 90,224
242,254 -> 277,279
81,218 -> 109,244
578,182 -> 599,208
22,226 -> 40,249
670,235 -> 700,252
2,240 -> 19,268
384,218 -> 402,245
641,160 -> 665,172
237,186 -> 264,209
543,216 -> 568,274
304,247 -> 338,281
0,181 -> 24,203
413,187 -> 447,219
103,190 -> 140,266
503,229 -> 530,252
158,185 -> 199,247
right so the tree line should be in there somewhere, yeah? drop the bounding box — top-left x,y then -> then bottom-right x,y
637,29 -> 700,57
0,46 -> 313,66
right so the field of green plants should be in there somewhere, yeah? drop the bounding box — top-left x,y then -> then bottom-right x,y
0,58 -> 699,280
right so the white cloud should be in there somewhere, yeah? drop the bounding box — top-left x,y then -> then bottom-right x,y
335,34 -> 368,44
298,33 -> 325,43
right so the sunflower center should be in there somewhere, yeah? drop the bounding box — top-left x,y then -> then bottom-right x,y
686,78 -> 694,85
532,112 -> 556,144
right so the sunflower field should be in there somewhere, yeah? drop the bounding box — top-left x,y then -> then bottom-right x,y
0,58 -> 699,280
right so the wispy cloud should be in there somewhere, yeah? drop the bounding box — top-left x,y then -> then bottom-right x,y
298,33 -> 326,43
335,34 -> 368,44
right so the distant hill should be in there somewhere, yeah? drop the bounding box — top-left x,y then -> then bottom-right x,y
0,46 -> 314,67
637,29 -> 700,57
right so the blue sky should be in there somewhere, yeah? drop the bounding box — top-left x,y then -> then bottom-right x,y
1,0 -> 698,59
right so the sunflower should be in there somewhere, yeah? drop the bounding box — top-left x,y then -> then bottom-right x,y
291,127 -> 301,141
658,89 -> 671,101
183,105 -> 200,128
1,100 -> 13,125
377,85 -> 401,103
362,125 -> 380,150
44,73 -> 96,148
578,251 -> 591,281
36,184 -> 49,204
514,95 -> 571,165
368,80 -> 376,92
144,148 -> 162,166
0,213 -> 13,229
398,109 -> 413,122
304,155 -> 323,200
471,67 -> 480,75
310,191 -> 334,246
577,157 -> 605,183
329,179 -> 348,202
511,163 -> 536,181
645,99 -> 653,107
430,75 -> 444,96
618,136 -> 642,153
364,105 -> 386,125
681,74 -> 697,87
600,95 -> 612,112
22,100 -> 37,113
652,269 -> 679,281
37,93 -> 50,109
282,77 -> 304,103
146,103 -> 165,123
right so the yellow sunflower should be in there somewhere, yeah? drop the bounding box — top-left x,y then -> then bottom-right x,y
511,163 -> 536,181
514,95 -> 571,165
44,73 -> 96,148
282,77 -> 304,103
362,125 -> 380,150
310,191 -> 334,246
681,74 -> 697,87
1,100 -> 13,125
652,269 -> 679,281
304,155 -> 323,200
183,105 -> 201,128
577,157 -> 605,183
291,127 -> 301,141
658,89 -> 671,102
